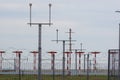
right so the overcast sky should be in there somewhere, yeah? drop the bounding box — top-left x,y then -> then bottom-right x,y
0,0 -> 120,61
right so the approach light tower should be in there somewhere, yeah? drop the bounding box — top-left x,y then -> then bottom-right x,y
66,28 -> 74,75
28,3 -> 52,80
91,51 -> 100,72
75,51 -> 84,74
66,28 -> 73,51
30,51 -> 38,71
48,51 -> 57,80
13,51 -> 22,72
52,29 -> 76,80
64,51 -> 72,75
0,51 -> 5,71
48,51 -> 57,70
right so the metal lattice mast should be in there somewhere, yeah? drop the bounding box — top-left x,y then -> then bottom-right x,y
66,28 -> 74,75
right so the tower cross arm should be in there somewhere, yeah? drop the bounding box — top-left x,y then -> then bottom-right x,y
52,40 -> 76,42
27,23 -> 53,25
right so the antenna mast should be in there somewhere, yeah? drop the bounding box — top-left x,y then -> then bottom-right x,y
28,3 -> 53,80
56,29 -> 58,43
29,3 -> 32,26
49,3 -> 52,26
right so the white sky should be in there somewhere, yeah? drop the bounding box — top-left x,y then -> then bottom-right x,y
0,0 -> 120,63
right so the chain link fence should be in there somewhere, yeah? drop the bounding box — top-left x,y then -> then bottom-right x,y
0,51 -> 108,80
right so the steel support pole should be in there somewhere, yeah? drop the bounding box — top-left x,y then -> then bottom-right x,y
75,50 -> 77,75
78,53 -> 81,74
47,51 -> 57,80
84,54 -> 86,72
52,40 -> 70,80
94,54 -> 96,72
53,54 -> 55,80
38,24 -> 42,80
0,53 -> 2,71
34,53 -> 37,71
118,24 -> 120,80
108,50 -> 110,80
19,54 -> 21,80
29,3 -> 32,26
87,54 -> 89,80
62,41 -> 65,80
69,29 -> 72,76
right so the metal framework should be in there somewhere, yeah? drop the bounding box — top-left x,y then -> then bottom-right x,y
28,3 -> 52,80
48,51 -> 57,80
75,51 -> 84,74
0,51 -> 5,71
91,51 -> 100,72
66,29 -> 74,75
30,51 -> 38,71
48,51 -> 57,70
108,49 -> 119,80
52,29 -> 75,80
13,51 -> 22,72
64,51 -> 72,75
13,51 -> 22,80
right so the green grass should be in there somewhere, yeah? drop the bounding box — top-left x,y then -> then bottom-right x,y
0,74 -> 108,80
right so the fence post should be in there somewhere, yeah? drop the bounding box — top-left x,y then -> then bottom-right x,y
108,50 -> 110,80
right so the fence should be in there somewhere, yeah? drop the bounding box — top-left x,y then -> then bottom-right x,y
108,49 -> 120,80
0,51 -> 108,80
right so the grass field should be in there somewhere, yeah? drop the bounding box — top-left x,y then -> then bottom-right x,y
0,74 -> 108,80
